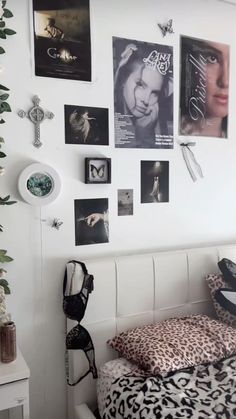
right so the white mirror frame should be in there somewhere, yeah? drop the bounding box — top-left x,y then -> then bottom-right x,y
18,163 -> 61,206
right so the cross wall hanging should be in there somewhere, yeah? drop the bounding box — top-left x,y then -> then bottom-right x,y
18,95 -> 54,148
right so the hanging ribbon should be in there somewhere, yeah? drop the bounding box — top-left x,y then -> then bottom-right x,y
179,141 -> 203,182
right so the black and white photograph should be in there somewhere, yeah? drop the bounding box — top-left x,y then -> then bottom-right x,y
32,0 -> 91,81
85,158 -> 111,184
180,36 -> 229,138
113,36 -> 173,149
141,161 -> 169,203
118,189 -> 133,216
65,105 -> 109,145
74,198 -> 109,246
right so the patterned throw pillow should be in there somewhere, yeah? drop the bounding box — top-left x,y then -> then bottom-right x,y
107,314 -> 236,375
206,274 -> 236,328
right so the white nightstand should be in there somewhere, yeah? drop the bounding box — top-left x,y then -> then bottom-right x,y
0,348 -> 30,418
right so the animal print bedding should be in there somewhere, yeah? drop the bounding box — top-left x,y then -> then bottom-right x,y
102,355 -> 236,419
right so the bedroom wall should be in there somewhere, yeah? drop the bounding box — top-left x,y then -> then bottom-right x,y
1,0 -> 236,418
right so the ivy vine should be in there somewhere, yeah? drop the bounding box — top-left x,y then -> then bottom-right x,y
0,0 -> 16,294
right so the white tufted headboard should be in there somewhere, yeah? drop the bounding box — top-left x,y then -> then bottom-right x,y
66,243 -> 236,419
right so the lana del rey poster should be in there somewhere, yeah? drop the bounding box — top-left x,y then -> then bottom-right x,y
32,0 -> 92,81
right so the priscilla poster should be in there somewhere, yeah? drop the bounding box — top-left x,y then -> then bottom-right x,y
32,0 -> 91,81
180,36 -> 229,138
113,37 -> 173,149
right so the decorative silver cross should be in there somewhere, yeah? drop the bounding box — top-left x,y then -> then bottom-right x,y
18,95 -> 54,148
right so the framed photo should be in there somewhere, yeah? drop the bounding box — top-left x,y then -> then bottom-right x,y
18,163 -> 61,206
141,160 -> 169,203
85,158 -> 111,184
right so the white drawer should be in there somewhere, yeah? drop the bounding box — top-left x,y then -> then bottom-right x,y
0,379 -> 29,411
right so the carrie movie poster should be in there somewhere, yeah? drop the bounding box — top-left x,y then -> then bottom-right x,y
32,0 -> 91,81
113,37 -> 173,149
180,36 -> 229,138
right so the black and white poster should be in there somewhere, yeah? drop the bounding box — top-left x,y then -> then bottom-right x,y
32,0 -> 91,81
118,189 -> 133,216
113,37 -> 173,149
141,161 -> 169,203
65,105 -> 109,145
74,198 -> 109,246
180,36 -> 229,138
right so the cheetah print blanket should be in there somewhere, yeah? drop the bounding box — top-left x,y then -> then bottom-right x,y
103,355 -> 236,419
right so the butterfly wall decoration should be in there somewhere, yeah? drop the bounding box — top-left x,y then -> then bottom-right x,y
157,19 -> 174,37
85,158 -> 111,184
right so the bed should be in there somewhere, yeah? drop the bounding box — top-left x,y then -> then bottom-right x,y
66,243 -> 236,419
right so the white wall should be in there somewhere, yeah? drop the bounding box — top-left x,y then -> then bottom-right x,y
1,0 -> 236,418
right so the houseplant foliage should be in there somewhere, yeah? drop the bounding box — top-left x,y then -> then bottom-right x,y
0,0 -> 16,301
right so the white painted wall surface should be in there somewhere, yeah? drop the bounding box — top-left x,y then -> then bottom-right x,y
1,0 -> 236,418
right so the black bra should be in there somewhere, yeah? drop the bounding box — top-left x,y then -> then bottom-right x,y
63,260 -> 97,386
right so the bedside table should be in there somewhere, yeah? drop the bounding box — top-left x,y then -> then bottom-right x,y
0,348 -> 30,418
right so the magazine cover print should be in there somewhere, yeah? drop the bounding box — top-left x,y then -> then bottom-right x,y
113,36 -> 173,149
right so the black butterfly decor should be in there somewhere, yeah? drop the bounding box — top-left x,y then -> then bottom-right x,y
158,19 -> 174,37
90,164 -> 105,179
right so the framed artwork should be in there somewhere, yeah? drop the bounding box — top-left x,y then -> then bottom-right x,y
141,160 -> 169,203
18,163 -> 61,206
32,0 -> 91,81
113,36 -> 173,149
179,36 -> 229,138
74,198 -> 109,245
85,158 -> 111,184
65,105 -> 109,145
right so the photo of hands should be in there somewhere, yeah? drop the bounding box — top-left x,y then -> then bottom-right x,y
74,198 -> 109,245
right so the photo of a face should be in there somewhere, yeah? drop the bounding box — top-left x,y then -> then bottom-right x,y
123,65 -> 164,119
180,36 -> 230,138
141,161 -> 169,203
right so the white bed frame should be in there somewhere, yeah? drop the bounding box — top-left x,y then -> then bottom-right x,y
67,243 -> 236,419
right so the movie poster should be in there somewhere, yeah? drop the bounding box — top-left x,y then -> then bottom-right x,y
180,36 -> 229,138
64,105 -> 109,145
32,0 -> 91,81
141,161 -> 169,203
74,198 -> 109,246
113,37 -> 173,149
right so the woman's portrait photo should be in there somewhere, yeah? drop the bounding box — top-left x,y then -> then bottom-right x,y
113,37 -> 173,149
74,198 -> 109,246
141,161 -> 169,203
180,36 -> 230,138
65,105 -> 109,145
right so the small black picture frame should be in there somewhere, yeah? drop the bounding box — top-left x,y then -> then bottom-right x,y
85,158 -> 111,184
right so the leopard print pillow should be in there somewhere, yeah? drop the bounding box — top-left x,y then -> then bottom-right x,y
107,314 -> 236,375
206,274 -> 236,328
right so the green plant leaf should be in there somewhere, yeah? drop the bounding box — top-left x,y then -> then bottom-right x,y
0,46 -> 5,54
0,22 -> 6,28
0,84 -> 9,91
4,28 -> 16,35
0,102 -> 11,112
0,119 -> 5,124
5,200 -> 17,205
0,250 -> 7,255
2,1 -> 7,7
0,30 -> 6,39
0,151 -> 6,158
0,94 -> 9,100
3,9 -> 13,18
0,279 -> 10,294
0,137 -> 5,143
